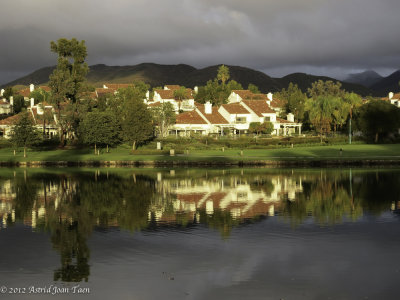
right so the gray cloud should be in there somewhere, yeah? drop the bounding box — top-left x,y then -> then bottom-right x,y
1,0 -> 399,84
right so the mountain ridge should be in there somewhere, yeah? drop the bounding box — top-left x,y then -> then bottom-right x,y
1,63 -> 377,96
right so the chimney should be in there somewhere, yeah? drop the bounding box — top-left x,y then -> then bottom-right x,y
30,84 -> 35,92
30,98 -> 35,107
0,89 -> 4,97
287,113 -> 294,122
10,96 -> 13,106
146,90 -> 150,100
204,101 -> 212,114
267,92 -> 273,101
194,86 -> 198,94
103,84 -> 108,89
389,92 -> 394,100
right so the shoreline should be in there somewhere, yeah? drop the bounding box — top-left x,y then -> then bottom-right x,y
1,159 -> 400,167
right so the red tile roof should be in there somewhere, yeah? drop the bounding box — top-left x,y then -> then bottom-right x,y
104,83 -> 133,90
39,86 -> 51,92
155,88 -> 193,100
221,103 -> 250,114
176,110 -> 207,124
276,117 -> 296,124
16,88 -> 31,98
164,85 -> 181,90
242,100 -> 275,116
196,104 -> 229,124
0,113 -> 31,125
148,102 -> 162,107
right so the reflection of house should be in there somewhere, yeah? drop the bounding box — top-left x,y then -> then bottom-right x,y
149,174 -> 304,223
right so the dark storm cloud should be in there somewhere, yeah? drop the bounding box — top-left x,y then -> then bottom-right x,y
1,0 -> 400,84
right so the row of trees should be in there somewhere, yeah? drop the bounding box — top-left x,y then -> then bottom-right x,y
278,81 -> 400,142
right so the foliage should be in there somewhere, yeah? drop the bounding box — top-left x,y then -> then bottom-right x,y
308,80 -> 346,98
13,95 -> 26,114
10,112 -> 41,156
305,95 -> 337,136
79,111 -> 120,149
117,87 -> 154,150
173,86 -> 187,100
217,64 -> 230,85
48,38 -> 89,145
247,83 -> 260,94
151,102 -> 176,138
195,74 -> 243,106
355,100 -> 400,142
279,83 -> 307,122
29,87 -> 51,103
248,122 -> 274,135
3,87 -> 14,99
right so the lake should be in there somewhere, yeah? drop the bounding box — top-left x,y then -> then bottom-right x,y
0,167 -> 399,299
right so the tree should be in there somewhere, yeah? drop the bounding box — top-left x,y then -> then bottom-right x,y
343,92 -> 362,144
355,100 -> 400,143
10,112 -> 41,157
217,65 -> 230,85
248,83 -> 260,94
29,87 -> 50,103
279,83 -> 307,122
79,111 -> 120,153
249,122 -> 274,135
305,95 -> 336,138
49,38 -> 89,146
152,102 -> 176,137
13,95 -> 26,114
308,80 -> 345,99
118,87 -> 153,150
3,87 -> 14,100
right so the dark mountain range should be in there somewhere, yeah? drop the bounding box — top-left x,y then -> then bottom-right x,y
1,63 -> 375,96
344,70 -> 383,87
370,70 -> 400,96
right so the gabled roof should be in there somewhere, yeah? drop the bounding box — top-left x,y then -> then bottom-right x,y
96,88 -> 115,98
176,110 -> 207,124
155,88 -> 193,100
16,88 -> 31,98
164,85 -> 181,90
196,104 -> 229,124
148,102 -> 162,107
276,117 -> 296,124
39,86 -> 51,92
221,103 -> 250,114
0,113 -> 32,125
104,83 -> 133,90
242,100 -> 275,116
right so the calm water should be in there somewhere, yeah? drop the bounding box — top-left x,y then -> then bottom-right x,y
0,168 -> 399,300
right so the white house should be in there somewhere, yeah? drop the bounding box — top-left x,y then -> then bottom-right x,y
150,85 -> 195,112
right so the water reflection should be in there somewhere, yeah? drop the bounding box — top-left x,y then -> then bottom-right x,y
0,168 -> 399,283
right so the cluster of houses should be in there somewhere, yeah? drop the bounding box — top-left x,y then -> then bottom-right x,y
0,83 -> 303,138
2,81 -> 399,139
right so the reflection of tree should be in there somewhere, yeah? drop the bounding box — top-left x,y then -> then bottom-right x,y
198,209 -> 240,239
280,174 -> 363,226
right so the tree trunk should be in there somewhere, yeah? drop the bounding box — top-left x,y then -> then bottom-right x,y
375,133 -> 379,143
24,146 -> 26,158
95,143 -> 97,155
132,141 -> 136,151
107,144 -> 109,153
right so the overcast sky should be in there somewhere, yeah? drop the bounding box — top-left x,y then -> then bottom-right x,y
1,0 -> 400,85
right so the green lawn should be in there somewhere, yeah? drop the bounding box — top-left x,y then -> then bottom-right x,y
0,144 -> 400,163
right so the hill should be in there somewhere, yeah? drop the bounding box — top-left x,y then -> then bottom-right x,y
344,70 -> 383,87
1,63 -> 374,96
370,70 -> 400,96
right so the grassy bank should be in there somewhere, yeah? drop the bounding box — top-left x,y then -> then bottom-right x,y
0,143 -> 399,165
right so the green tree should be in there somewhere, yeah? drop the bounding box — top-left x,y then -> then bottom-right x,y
13,95 -> 26,114
79,111 -> 120,153
195,76 -> 243,106
355,100 -> 400,143
280,83 -> 307,122
305,95 -> 336,138
118,87 -> 153,150
10,112 -> 41,157
248,122 -> 274,135
152,102 -> 176,137
247,83 -> 260,94
29,87 -> 50,103
49,38 -> 89,145
343,92 -> 363,144
217,64 -> 230,85
3,87 -> 14,99
308,80 -> 345,98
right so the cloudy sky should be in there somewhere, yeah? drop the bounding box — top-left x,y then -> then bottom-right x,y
1,0 -> 399,84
